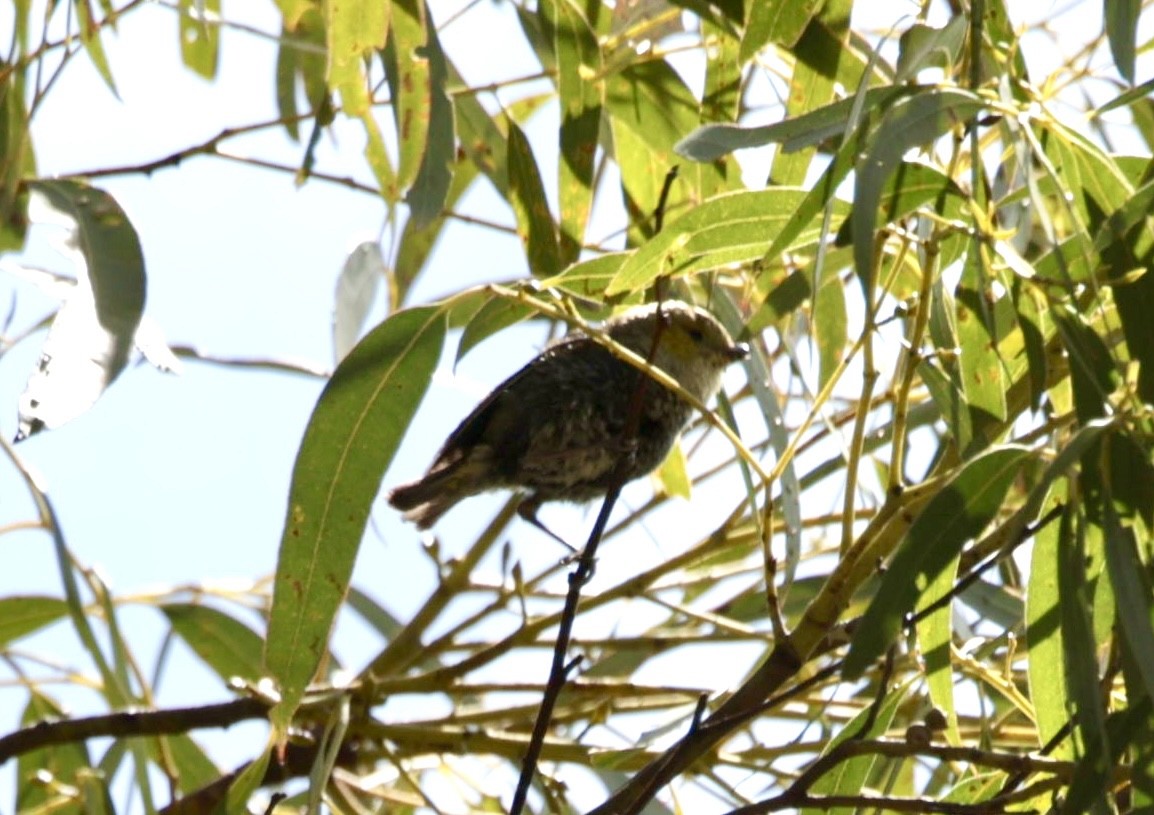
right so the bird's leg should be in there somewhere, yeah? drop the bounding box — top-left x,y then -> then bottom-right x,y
517,496 -> 577,554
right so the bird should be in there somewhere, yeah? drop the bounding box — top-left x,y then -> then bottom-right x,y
387,300 -> 749,532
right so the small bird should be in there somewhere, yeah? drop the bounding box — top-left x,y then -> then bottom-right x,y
388,300 -> 749,531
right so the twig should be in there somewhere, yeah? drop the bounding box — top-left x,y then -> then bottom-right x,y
0,698 -> 269,764
509,299 -> 674,815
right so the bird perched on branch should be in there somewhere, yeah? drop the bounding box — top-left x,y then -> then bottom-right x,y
388,300 -> 749,531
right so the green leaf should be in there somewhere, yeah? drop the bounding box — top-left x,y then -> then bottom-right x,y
1027,485 -> 1075,760
227,744 -> 272,813
844,445 -> 1031,678
404,19 -> 454,228
155,733 -> 220,794
802,679 -> 913,813
325,0 -> 389,115
813,262 -> 847,390
1052,308 -> 1118,423
1057,509 -> 1112,815
506,117 -> 560,278
1104,0 -> 1138,83
1103,500 -> 1154,705
555,0 -> 601,265
18,180 -> 147,439
741,0 -> 821,61
449,61 -> 509,196
16,692 -> 91,813
0,42 -> 35,251
918,549 -> 961,745
0,596 -> 67,645
274,10 -> 327,142
768,5 -> 845,186
748,269 -> 811,329
605,188 -> 848,296
456,297 -> 534,364
265,306 -> 446,727
1096,75 -> 1154,117
654,440 -> 691,500
853,89 -> 985,294
177,0 -> 220,79
388,0 -> 429,192
954,280 -> 1008,439
162,603 -> 265,684
606,59 -> 724,243
73,0 -> 118,96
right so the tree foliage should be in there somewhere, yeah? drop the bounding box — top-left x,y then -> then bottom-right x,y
2,0 -> 1154,813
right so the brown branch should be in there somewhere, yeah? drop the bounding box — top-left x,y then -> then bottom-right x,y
0,697 -> 270,765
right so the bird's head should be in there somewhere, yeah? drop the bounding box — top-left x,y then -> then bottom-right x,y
607,301 -> 748,403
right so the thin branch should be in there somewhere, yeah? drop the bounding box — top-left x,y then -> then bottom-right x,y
510,297 -> 675,815
0,698 -> 269,765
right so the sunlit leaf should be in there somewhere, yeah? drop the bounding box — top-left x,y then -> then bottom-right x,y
606,188 -> 849,296
555,0 -> 601,265
740,0 -> 821,62
844,445 -> 1031,678
177,0 -> 220,79
17,180 -> 146,440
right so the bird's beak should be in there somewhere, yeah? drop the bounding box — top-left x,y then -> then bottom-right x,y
727,342 -> 750,362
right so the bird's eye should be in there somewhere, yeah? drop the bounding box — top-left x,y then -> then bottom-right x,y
688,328 -> 705,342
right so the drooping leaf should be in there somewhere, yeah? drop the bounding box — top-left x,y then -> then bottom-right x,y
0,54 -> 35,251
917,549 -> 962,746
17,180 -> 147,440
265,306 -> 445,728
606,58 -> 724,243
1057,509 -> 1112,815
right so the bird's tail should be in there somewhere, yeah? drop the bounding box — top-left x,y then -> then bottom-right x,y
388,460 -> 483,529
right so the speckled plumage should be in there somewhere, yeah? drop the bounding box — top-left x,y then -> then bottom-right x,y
388,301 -> 748,529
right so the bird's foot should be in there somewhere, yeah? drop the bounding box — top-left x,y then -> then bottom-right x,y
517,498 -> 577,554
